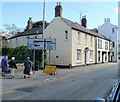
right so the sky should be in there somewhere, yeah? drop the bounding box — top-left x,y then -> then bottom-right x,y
1,1 -> 119,31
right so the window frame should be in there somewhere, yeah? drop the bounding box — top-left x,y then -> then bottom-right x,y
77,49 -> 82,62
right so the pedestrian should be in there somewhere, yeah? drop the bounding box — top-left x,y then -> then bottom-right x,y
23,57 -> 32,78
1,56 -> 8,76
9,57 -> 17,78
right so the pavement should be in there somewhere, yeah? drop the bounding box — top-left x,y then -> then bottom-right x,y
1,62 -> 118,95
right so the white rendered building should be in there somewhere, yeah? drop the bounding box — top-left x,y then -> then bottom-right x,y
98,18 -> 118,62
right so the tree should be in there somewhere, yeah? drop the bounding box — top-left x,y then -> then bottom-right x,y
0,24 -> 24,36
25,21 -> 49,31
32,21 -> 49,28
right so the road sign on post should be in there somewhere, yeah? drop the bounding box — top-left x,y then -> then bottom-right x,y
27,38 -> 45,50
27,38 -> 56,50
45,38 -> 56,50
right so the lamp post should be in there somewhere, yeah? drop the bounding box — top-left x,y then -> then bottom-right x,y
42,0 -> 45,69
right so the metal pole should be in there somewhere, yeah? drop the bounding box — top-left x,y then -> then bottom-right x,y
49,36 -> 51,65
42,0 -> 45,69
33,50 -> 35,74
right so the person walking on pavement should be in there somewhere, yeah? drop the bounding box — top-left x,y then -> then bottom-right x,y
1,56 -> 8,76
9,57 -> 17,78
23,57 -> 32,78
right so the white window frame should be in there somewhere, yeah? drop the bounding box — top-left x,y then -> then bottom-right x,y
90,50 -> 93,61
77,49 -> 82,62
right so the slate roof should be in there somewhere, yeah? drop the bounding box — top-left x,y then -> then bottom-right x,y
8,26 -> 43,39
61,17 -> 110,41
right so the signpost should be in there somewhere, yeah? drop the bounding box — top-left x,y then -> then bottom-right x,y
27,38 -> 56,50
44,38 -> 56,50
28,38 -> 45,50
27,38 -> 56,71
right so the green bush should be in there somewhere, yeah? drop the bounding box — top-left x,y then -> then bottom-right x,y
2,46 -> 48,68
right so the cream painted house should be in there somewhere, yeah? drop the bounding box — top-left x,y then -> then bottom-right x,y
8,3 -> 110,67
44,3 -> 110,67
44,16 -> 110,67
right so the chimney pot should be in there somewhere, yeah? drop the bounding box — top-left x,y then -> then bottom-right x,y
27,17 -> 32,30
81,16 -> 87,28
55,2 -> 62,17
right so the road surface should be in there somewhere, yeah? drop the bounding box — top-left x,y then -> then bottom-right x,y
2,62 -> 118,101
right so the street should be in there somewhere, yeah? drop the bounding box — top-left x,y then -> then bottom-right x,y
1,62 -> 118,101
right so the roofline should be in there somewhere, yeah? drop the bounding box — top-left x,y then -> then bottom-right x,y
8,33 -> 42,40
71,28 -> 110,41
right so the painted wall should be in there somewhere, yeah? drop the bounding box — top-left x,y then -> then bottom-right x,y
96,37 -> 109,63
71,29 -> 96,66
8,34 -> 42,47
44,17 -> 72,66
98,18 -> 118,62
45,17 -> 96,66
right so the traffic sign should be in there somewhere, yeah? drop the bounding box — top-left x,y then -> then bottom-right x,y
27,38 -> 44,50
45,38 -> 56,50
27,38 -> 56,50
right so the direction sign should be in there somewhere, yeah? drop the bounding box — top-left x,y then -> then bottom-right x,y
27,38 -> 44,50
45,38 -> 56,50
27,38 -> 56,50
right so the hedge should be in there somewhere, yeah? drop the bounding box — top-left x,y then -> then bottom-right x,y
2,45 -> 48,68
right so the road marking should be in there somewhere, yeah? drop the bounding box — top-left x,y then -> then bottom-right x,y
0,89 -> 16,95
46,76 -> 71,83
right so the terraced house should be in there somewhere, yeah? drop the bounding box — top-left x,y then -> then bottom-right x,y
8,2 -> 111,67
44,3 -> 110,67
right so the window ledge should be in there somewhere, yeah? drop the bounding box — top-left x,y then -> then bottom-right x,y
64,39 -> 68,42
89,59 -> 93,62
77,42 -> 80,44
76,61 -> 82,63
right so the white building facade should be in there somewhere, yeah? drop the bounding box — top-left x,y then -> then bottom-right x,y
96,37 -> 110,63
98,18 -> 118,62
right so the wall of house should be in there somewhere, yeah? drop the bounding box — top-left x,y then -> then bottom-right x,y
71,30 -> 96,66
96,37 -> 109,63
44,17 -> 72,66
98,19 -> 118,62
8,34 -> 42,47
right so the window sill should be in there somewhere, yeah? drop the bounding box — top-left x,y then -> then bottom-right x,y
76,61 -> 82,63
64,39 -> 68,42
77,42 -> 80,44
89,59 -> 93,62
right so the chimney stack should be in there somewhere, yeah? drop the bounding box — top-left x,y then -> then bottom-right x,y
104,18 -> 110,23
27,17 -> 32,30
81,16 -> 87,28
55,2 -> 62,17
